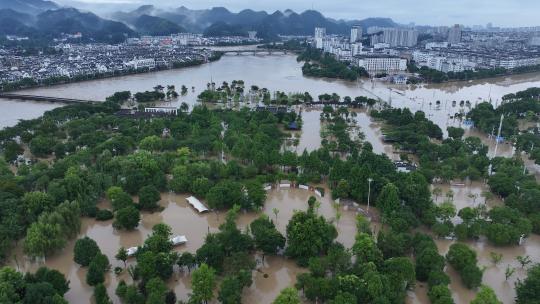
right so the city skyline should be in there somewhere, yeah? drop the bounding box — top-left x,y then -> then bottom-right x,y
56,0 -> 540,27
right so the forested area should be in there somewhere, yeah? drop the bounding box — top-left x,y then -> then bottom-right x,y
0,84 -> 539,303
468,88 -> 540,164
297,47 -> 368,81
408,62 -> 540,84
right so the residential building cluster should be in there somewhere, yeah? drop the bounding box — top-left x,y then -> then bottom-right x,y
126,33 -> 261,46
311,23 -> 540,77
0,42 -> 215,84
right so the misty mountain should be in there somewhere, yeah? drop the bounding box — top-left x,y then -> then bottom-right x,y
0,0 -> 58,15
203,21 -> 248,37
0,7 -> 134,43
36,8 -> 134,42
111,5 -> 398,38
0,9 -> 35,36
133,15 -> 186,36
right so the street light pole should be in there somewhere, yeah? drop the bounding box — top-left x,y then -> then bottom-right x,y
367,178 -> 373,213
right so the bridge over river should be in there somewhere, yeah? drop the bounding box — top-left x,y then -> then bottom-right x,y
0,93 -> 99,104
217,49 -> 289,55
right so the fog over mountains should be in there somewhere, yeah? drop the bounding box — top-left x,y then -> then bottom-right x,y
0,0 -> 398,42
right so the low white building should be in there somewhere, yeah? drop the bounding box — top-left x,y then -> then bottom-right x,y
357,56 -> 407,73
144,107 -> 178,115
126,58 -> 155,69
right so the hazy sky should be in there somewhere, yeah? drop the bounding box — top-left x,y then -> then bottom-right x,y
56,0 -> 540,27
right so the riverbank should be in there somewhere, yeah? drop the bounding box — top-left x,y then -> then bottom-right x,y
0,52 -> 224,93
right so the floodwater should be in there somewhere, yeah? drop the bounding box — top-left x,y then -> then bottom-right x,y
9,187 -> 360,304
3,54 -> 540,304
9,53 -> 540,132
431,181 -> 503,211
0,99 -> 60,128
435,235 -> 540,304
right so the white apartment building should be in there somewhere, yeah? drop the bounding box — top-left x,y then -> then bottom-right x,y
351,43 -> 363,56
448,24 -> 462,44
350,26 -> 362,43
382,28 -> 418,47
126,59 -> 156,69
425,42 -> 449,50
314,27 -> 326,49
357,56 -> 407,73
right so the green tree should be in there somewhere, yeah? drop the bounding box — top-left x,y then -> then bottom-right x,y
191,263 -> 216,304
245,181 -> 267,210
145,278 -> 168,304
86,254 -> 110,286
377,183 -> 400,217
191,177 -> 212,198
94,283 -> 112,304
217,276 -> 243,304
250,215 -> 285,260
352,233 -> 383,266
139,135 -> 162,152
471,285 -> 502,304
106,186 -> 134,211
446,243 -> 482,289
447,127 -> 465,139
516,264 -> 540,304
138,185 -> 161,211
0,267 -> 25,303
334,179 -> 350,199
114,206 -> 140,230
22,192 -> 55,223
273,287 -> 301,304
74,237 -> 101,267
116,247 -> 128,268
285,206 -> 337,266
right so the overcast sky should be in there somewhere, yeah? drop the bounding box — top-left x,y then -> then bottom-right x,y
56,0 -> 540,27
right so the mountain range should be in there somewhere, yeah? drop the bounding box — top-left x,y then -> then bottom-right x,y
0,0 -> 58,15
111,5 -> 397,38
0,0 -> 398,43
0,5 -> 134,43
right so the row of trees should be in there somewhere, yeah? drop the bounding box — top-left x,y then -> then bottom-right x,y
297,47 -> 368,81
409,63 -> 510,83
0,266 -> 70,303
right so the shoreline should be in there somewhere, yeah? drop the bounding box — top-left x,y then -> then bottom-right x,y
0,52 -> 224,93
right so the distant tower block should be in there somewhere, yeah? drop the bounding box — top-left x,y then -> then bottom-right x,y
350,25 -> 362,43
248,31 -> 257,39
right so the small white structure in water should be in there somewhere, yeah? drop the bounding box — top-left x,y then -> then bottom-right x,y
170,235 -> 188,246
186,196 -> 209,213
127,247 -> 138,257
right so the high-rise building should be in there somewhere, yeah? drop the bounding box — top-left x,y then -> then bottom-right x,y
350,25 -> 362,43
382,28 -> 418,47
314,27 -> 326,49
448,24 -> 462,44
351,43 -> 363,56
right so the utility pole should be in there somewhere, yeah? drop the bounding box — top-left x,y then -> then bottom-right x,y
493,114 -> 504,158
523,142 -> 535,175
367,178 -> 373,213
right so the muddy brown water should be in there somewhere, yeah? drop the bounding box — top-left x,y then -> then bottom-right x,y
3,54 -> 540,303
10,188 -> 362,304
11,53 -> 540,132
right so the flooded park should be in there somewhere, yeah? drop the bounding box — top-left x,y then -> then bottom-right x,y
2,52 -> 540,303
